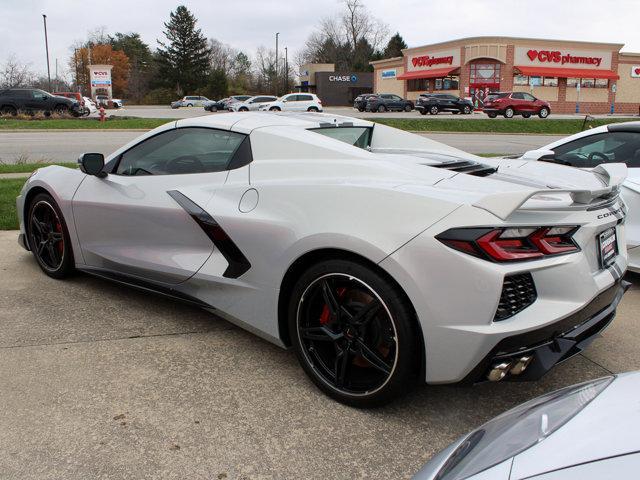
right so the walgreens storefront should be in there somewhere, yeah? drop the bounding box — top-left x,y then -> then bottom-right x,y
371,36 -> 640,114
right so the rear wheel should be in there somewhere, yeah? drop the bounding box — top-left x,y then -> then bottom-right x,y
27,193 -> 75,279
504,107 -> 514,118
429,105 -> 439,115
307,106 -> 319,112
289,259 -> 418,407
404,104 -> 412,112
269,106 -> 281,112
377,105 -> 386,113
538,107 -> 550,118
462,105 -> 472,114
1,105 -> 17,116
358,107 -> 365,112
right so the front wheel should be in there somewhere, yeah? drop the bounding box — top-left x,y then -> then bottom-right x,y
429,105 -> 439,115
538,107 -> 549,118
462,105 -> 472,114
27,193 -> 75,279
504,107 -> 514,118
377,105 -> 386,113
239,107 -> 249,112
404,104 -> 412,112
269,106 -> 281,112
289,259 -> 418,407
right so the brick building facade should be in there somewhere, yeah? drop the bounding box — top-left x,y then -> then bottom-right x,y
371,36 -> 640,115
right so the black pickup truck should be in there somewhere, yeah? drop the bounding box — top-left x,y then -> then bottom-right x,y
415,93 -> 473,115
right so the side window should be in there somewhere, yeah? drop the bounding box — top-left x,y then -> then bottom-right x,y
553,132 -> 640,168
298,95 -> 313,101
511,92 -> 524,100
115,128 -> 246,176
522,93 -> 536,101
32,90 -> 48,101
284,94 -> 298,101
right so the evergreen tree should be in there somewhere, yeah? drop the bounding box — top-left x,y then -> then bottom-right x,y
157,6 -> 211,94
383,32 -> 408,58
204,69 -> 228,99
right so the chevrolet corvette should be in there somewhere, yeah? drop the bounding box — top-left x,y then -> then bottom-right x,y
16,112 -> 629,407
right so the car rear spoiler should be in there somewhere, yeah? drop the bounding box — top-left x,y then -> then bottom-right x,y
473,163 -> 627,220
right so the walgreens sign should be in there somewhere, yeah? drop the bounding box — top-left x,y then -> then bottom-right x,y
515,47 -> 611,69
408,48 -> 460,71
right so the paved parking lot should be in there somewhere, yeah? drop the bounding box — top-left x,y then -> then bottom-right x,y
1,230 -> 639,479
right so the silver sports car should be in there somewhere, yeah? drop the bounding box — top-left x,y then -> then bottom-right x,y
16,112 -> 629,407
414,372 -> 640,479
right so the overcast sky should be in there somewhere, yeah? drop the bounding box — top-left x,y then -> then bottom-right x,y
2,0 -> 639,79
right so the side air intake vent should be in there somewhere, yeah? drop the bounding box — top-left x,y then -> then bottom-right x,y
494,273 -> 537,321
424,160 -> 497,177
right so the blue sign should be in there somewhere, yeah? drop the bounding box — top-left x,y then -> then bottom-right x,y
350,75 -> 358,82
381,69 -> 396,79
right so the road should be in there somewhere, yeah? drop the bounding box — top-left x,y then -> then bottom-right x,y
1,230 -> 638,479
109,104 -> 638,120
0,130 -> 562,163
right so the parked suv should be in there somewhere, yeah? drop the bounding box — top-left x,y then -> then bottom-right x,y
0,88 -> 81,116
171,95 -> 210,108
483,92 -> 551,118
353,93 -> 376,112
365,94 -> 413,112
416,93 -> 473,115
258,93 -> 323,112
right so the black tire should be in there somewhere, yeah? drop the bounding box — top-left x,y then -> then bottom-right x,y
358,107 -> 365,112
27,193 -> 75,279
522,113 -> 531,118
288,259 -> 418,407
1,105 -> 17,116
429,105 -> 439,115
404,104 -> 412,112
211,106 -> 218,112
269,106 -> 281,112
462,105 -> 472,114
538,107 -> 550,118
377,104 -> 386,113
487,112 -> 497,118
307,106 -> 319,112
187,103 -> 193,107
239,107 -> 249,112
504,107 -> 514,118
54,104 -> 68,115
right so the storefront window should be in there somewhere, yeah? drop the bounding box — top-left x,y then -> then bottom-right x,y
595,78 -> 609,88
435,76 -> 459,90
581,78 -> 596,88
529,76 -> 543,86
543,77 -> 558,86
567,78 -> 609,88
470,63 -> 501,84
567,78 -> 579,87
514,75 -> 529,86
407,78 -> 429,91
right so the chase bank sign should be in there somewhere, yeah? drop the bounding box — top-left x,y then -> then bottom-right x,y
329,74 -> 358,82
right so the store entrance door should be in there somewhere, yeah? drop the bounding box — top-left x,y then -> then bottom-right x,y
469,83 -> 500,110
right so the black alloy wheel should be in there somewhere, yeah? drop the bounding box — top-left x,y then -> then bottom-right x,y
289,260 -> 418,407
404,104 -> 412,112
27,193 -> 74,278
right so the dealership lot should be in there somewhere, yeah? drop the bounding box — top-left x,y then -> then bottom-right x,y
1,230 -> 639,479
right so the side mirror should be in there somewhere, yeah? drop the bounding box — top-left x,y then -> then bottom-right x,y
520,149 -> 556,161
78,153 -> 106,177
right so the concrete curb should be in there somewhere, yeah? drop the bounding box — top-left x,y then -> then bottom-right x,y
0,172 -> 31,179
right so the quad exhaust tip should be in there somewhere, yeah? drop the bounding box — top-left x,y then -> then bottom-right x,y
487,355 -> 534,382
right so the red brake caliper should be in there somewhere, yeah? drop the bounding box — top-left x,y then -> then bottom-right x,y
319,287 -> 347,325
56,221 -> 63,254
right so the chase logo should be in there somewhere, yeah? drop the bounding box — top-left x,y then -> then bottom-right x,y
329,75 -> 358,82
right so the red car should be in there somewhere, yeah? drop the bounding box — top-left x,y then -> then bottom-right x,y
483,92 -> 550,119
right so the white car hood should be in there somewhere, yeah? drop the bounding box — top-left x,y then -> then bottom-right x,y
509,373 -> 640,479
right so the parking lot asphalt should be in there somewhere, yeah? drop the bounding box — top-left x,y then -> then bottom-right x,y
0,130 -> 560,163
1,230 -> 639,479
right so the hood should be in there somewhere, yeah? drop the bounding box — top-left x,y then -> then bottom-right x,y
510,373 -> 640,479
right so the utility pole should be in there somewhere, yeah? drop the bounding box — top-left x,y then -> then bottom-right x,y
55,58 -> 58,91
42,14 -> 51,91
275,32 -> 279,96
284,47 -> 288,93
74,49 -> 79,93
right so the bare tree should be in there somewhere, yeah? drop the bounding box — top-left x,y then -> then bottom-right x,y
0,54 -> 34,88
209,38 -> 237,72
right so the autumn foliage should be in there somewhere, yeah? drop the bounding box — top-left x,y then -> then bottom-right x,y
72,44 -> 130,96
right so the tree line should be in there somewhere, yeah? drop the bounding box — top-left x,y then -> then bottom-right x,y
1,2 -> 407,103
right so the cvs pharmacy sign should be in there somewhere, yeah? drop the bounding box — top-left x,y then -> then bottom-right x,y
525,49 -> 603,67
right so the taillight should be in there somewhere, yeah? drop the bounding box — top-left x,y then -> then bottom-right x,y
317,99 -> 322,104
436,226 -> 580,262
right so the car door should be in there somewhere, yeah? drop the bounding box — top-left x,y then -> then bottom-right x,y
390,95 -> 404,110
509,92 -> 526,113
72,126 -> 248,284
26,89 -> 52,112
296,94 -> 314,111
521,92 -> 537,113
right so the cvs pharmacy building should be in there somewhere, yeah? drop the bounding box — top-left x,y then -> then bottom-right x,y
371,36 -> 640,114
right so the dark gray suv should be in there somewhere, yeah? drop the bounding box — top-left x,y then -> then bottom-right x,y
0,88 -> 81,116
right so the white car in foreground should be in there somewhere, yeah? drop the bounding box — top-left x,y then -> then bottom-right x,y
414,373 -> 640,479
229,95 -> 277,112
258,93 -> 323,112
517,122 -> 640,271
16,112 -> 628,407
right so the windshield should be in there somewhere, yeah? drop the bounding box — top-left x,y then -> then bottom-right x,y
310,127 -> 372,149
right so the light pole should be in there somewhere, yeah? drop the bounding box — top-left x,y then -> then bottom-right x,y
275,32 -> 279,96
284,47 -> 288,93
42,14 -> 52,91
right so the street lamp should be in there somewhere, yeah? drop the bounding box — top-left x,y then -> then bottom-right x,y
275,32 -> 279,96
42,14 -> 52,91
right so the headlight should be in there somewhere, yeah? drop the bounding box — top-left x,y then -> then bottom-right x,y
434,376 -> 612,480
